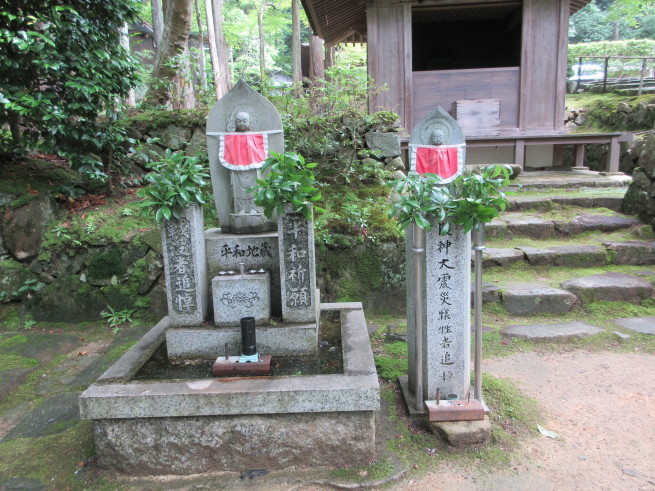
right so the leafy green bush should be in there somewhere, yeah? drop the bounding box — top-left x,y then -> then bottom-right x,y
0,3 -> 139,180
249,152 -> 324,221
137,150 -> 210,222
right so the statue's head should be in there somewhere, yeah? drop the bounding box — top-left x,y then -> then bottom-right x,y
235,112 -> 251,132
430,129 -> 445,146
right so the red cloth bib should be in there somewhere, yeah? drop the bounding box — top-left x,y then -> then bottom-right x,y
223,134 -> 266,167
415,146 -> 458,179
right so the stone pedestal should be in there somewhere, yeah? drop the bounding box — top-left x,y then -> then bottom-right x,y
278,208 -> 317,324
161,205 -> 208,326
212,271 -> 271,326
205,228 -> 281,318
407,223 -> 471,403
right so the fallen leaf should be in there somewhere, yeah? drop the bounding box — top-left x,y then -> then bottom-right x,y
359,470 -> 368,477
537,424 -> 559,439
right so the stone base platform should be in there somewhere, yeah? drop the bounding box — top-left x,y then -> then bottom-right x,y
428,415 -> 491,447
79,304 -> 379,475
166,322 -> 319,359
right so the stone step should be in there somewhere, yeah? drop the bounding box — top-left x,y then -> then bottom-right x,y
507,195 -> 624,212
501,321 -> 603,342
481,241 -> 655,269
507,170 -> 631,190
478,270 -> 655,315
486,213 -> 642,240
560,272 -> 654,304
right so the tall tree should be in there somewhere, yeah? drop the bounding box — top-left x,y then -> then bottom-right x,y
151,0 -> 164,47
258,0 -> 268,81
309,33 -> 324,82
212,0 -> 231,91
194,0 -> 207,92
291,0 -> 302,83
205,0 -> 223,99
144,0 -> 194,106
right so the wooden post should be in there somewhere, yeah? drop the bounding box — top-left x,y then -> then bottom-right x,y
514,139 -> 525,170
607,137 -> 620,174
638,58 -> 647,96
574,144 -> 585,168
603,57 -> 609,93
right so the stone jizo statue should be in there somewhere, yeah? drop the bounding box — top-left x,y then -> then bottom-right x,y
409,107 -> 466,184
206,80 -> 284,234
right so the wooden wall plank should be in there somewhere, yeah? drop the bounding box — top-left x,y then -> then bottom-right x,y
412,67 -> 519,130
367,3 -> 408,125
519,0 -> 567,131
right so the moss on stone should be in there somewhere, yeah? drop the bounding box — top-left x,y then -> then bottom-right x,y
0,354 -> 39,371
86,248 -> 126,280
119,108 -> 208,134
0,421 -> 94,490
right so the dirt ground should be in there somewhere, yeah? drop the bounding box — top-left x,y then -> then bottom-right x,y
402,351 -> 655,490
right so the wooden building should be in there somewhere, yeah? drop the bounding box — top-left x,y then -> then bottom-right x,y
299,0 -> 632,171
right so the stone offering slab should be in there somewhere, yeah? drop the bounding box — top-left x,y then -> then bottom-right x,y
501,288 -> 577,315
561,272 -> 654,303
482,248 -> 524,267
501,321 -> 603,342
518,244 -> 606,267
602,241 -> 655,266
212,355 -> 272,376
612,317 -> 655,335
565,214 -> 641,234
505,215 -> 556,238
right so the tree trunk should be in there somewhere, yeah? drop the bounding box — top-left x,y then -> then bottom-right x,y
291,0 -> 302,84
119,24 -> 136,107
211,0 -> 231,91
325,45 -> 334,73
205,0 -> 223,100
172,48 -> 196,109
144,0 -> 193,107
613,21 -> 620,40
194,0 -> 207,93
151,0 -> 164,48
258,0 -> 267,82
309,34 -> 324,82
309,34 -> 324,112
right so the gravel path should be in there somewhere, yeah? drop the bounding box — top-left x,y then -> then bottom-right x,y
402,351 -> 655,490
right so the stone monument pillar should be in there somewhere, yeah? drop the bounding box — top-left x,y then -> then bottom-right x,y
405,107 -> 471,405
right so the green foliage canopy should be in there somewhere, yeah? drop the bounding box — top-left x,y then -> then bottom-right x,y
0,1 -> 140,178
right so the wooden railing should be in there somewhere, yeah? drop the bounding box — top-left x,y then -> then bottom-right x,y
572,55 -> 655,94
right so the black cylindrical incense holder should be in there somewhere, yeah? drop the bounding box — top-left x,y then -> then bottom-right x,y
240,317 -> 257,356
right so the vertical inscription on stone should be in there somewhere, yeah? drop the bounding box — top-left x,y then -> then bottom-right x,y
282,214 -> 311,308
165,217 -> 197,314
425,224 -> 470,400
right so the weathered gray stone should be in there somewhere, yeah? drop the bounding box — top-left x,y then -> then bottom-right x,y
593,196 -> 624,211
150,124 -> 192,150
278,208 -> 317,324
613,331 -> 631,341
161,205 -> 209,326
135,249 -> 163,294
407,224 -> 471,402
518,244 -> 607,267
384,156 -> 405,172
365,131 -> 401,158
166,323 -> 318,357
428,415 -> 491,447
565,214 -> 641,235
509,196 -> 556,211
470,281 -> 500,304
207,79 -> 283,234
205,228 -> 281,317
505,215 -> 555,238
561,272 -> 654,303
91,411 -> 375,475
0,260 -> 39,303
482,248 -> 524,267
1,196 -> 57,261
212,271 -> 271,327
484,219 -> 508,239
602,241 -> 655,265
1,392 -> 80,442
25,275 -> 106,322
501,321 -> 603,341
501,288 -> 577,315
613,317 -> 655,335
184,127 -> 208,156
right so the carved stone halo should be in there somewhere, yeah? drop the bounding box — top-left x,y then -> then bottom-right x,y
421,121 -> 453,146
226,102 -> 261,132
409,106 -> 465,146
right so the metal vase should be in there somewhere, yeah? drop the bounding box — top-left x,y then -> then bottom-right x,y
472,224 -> 486,401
